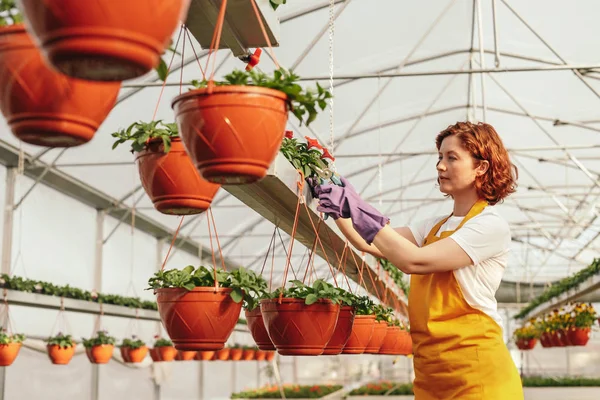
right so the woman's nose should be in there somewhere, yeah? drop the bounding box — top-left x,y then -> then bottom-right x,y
437,160 -> 445,171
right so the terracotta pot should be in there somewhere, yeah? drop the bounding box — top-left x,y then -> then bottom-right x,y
540,332 -> 553,348
85,344 -> 114,364
265,350 -> 276,362
363,320 -> 388,354
229,348 -> 243,361
136,138 -> 221,215
342,315 -> 376,354
260,298 -> 340,356
157,346 -> 178,362
215,348 -> 230,361
172,86 -> 288,184
122,346 -> 148,363
0,343 -> 21,366
120,346 -> 131,362
322,306 -> 356,355
550,331 -> 567,347
242,349 -> 256,361
18,0 -> 191,81
150,348 -> 161,362
0,25 -> 120,147
195,350 -> 216,361
567,327 -> 591,346
245,308 -> 276,351
254,350 -> 267,361
515,338 -> 537,351
46,344 -> 75,365
395,330 -> 413,355
175,350 -> 196,361
378,326 -> 401,355
156,287 -> 242,351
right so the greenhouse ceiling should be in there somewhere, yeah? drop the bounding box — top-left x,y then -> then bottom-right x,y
2,0 -> 600,286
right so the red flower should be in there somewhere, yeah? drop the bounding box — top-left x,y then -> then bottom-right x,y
305,136 -> 322,150
321,147 -> 335,161
284,130 -> 294,139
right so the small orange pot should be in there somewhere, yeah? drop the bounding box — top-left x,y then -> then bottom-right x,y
0,343 -> 22,366
363,320 -> 388,354
245,308 -> 276,351
173,86 -> 289,184
254,350 -> 267,361
150,348 -> 161,362
175,350 -> 197,361
156,287 -> 242,351
516,338 -> 537,351
215,348 -> 230,361
122,346 -> 148,363
47,344 -> 76,365
0,25 -> 120,147
136,138 -> 221,215
342,315 -> 376,354
265,350 -> 276,362
567,327 -> 591,346
85,344 -> 114,364
395,330 -> 413,355
229,348 -> 243,361
157,346 -> 178,362
322,306 -> 356,355
242,349 -> 256,361
195,351 -> 216,361
378,326 -> 401,355
19,0 -> 191,81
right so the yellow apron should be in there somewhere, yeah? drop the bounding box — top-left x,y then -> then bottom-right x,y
408,199 -> 523,400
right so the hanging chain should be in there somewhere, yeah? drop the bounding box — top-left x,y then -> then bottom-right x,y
327,0 -> 335,169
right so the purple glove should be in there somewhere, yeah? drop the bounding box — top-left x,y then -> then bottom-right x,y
313,177 -> 390,244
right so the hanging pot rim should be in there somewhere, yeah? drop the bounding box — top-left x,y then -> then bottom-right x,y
171,84 -> 288,109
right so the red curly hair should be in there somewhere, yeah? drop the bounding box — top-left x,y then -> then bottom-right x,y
435,121 -> 518,205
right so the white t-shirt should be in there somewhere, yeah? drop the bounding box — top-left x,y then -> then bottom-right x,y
408,207 -> 510,328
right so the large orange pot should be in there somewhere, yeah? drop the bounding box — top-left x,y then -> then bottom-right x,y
136,138 -> 221,215
47,344 -> 75,365
260,298 -> 340,356
364,320 -> 388,354
0,343 -> 22,366
342,315 -> 376,354
567,327 -> 591,346
85,344 -> 114,364
378,326 -> 401,355
122,346 -> 148,363
172,86 -> 288,184
322,306 -> 356,355
0,24 -> 120,147
156,287 -> 242,351
18,0 -> 191,81
245,307 -> 276,351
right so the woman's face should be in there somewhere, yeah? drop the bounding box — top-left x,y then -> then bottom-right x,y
436,135 -> 482,196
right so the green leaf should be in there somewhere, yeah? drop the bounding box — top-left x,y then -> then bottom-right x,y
183,283 -> 196,291
305,294 -> 318,305
155,58 -> 169,82
230,288 -> 243,303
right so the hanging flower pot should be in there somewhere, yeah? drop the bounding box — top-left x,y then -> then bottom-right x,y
378,325 -> 401,355
395,329 -> 413,355
45,333 -> 75,365
151,337 -> 178,362
18,0 -> 191,81
229,346 -> 243,361
112,121 -> 221,215
215,347 -> 230,361
120,337 -> 148,363
149,348 -> 161,362
515,338 -> 537,350
261,298 -> 340,356
342,315 -> 376,354
0,24 -> 120,147
195,350 -> 215,361
83,330 -> 116,364
265,350 -> 276,362
254,350 -> 267,361
567,327 -> 591,346
322,305 -> 356,355
242,347 -> 256,361
245,307 -> 276,351
172,68 -> 332,185
0,330 -> 25,367
539,332 -> 553,348
363,320 -> 388,354
175,350 -> 196,361
151,265 -> 266,351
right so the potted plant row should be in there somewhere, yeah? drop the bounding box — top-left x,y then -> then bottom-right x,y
172,68 -> 332,185
148,265 -> 267,351
0,329 -> 25,366
111,121 -> 220,215
0,1 -> 121,148
230,384 -> 344,399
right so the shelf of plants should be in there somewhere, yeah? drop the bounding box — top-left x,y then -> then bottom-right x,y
185,0 -> 280,57
224,152 -> 408,315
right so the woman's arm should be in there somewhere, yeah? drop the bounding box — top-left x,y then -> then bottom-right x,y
334,218 -> 418,258
371,225 -> 473,275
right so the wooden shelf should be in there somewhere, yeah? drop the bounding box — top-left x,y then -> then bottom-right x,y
223,153 -> 408,315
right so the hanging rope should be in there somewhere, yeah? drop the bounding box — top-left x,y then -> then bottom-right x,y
327,0 -> 336,167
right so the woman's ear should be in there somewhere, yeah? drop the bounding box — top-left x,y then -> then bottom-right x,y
476,160 -> 490,176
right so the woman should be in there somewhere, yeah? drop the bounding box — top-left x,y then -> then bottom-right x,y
313,121 -> 524,399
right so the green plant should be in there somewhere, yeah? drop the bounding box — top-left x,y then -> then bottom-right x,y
191,68 -> 332,126
120,336 -> 146,349
0,329 -> 25,344
267,279 -> 345,305
373,304 -> 394,323
280,133 -> 332,179
46,333 -> 75,348
521,376 -> 600,387
353,295 -> 375,316
349,381 -> 414,396
111,120 -> 179,153
147,265 -> 268,310
269,0 -> 286,11
82,330 -> 116,348
231,383 -> 342,399
0,0 -> 22,26
379,258 -> 410,296
153,337 -> 173,347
